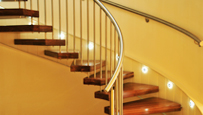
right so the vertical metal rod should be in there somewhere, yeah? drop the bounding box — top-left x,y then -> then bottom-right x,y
80,0 -> 83,62
105,15 -> 107,85
44,0 -> 47,39
30,0 -> 33,25
114,28 -> 117,70
51,0 -> 54,39
121,67 -> 123,115
73,0 -> 76,52
87,0 -> 89,65
118,71 -> 122,115
30,0 -> 32,9
37,0 -> 39,25
93,1 -> 96,78
114,28 -> 118,115
110,88 -> 115,115
24,1 -> 26,9
110,23 -> 112,80
59,0 -> 61,52
19,1 -> 21,9
66,0 -> 68,51
100,8 -> 102,84
118,38 -> 123,115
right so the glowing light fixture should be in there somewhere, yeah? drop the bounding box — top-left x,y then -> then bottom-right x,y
116,54 -> 119,61
142,66 -> 148,74
189,100 -> 195,108
88,42 -> 94,50
59,32 -> 65,39
167,81 -> 173,89
29,20 -> 37,25
0,6 -> 4,9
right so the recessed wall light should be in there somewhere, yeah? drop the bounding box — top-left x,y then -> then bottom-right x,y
189,100 -> 195,108
142,66 -> 148,74
116,54 -> 119,61
59,32 -> 65,39
88,42 -> 94,50
167,81 -> 173,89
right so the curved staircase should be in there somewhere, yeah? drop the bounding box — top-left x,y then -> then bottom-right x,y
0,0 -> 182,114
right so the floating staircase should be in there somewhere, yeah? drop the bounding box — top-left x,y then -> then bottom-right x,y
1,0 -> 182,114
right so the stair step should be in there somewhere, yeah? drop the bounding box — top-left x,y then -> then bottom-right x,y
14,39 -> 65,46
95,82 -> 159,101
105,97 -> 182,115
44,50 -> 79,59
71,60 -> 106,72
84,71 -> 134,86
0,9 -> 39,18
0,25 -> 52,32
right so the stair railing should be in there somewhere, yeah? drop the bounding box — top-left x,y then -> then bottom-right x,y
100,0 -> 203,47
94,0 -> 124,115
17,0 -> 124,115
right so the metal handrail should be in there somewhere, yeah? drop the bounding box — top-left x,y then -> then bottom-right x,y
94,0 -> 124,92
100,0 -> 203,47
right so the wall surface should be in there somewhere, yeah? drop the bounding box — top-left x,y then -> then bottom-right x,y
103,0 -> 203,113
0,43 -> 109,115
0,0 -> 203,114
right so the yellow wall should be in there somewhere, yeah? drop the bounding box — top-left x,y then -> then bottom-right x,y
1,0 -> 203,114
103,0 -> 203,113
0,43 -> 109,115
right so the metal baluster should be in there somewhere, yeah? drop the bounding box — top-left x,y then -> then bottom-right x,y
93,1 -> 96,78
37,0 -> 39,26
87,0 -> 89,66
114,26 -> 118,115
80,0 -> 83,62
66,0 -> 68,51
24,1 -> 26,9
73,0 -> 76,52
105,15 -> 107,85
51,0 -> 54,39
59,0 -> 61,52
30,0 -> 32,20
118,38 -> 123,115
110,88 -> 115,115
100,8 -> 102,91
19,1 -> 21,8
121,67 -> 123,115
44,0 -> 47,39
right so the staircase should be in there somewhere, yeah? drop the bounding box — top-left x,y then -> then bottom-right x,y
0,0 -> 182,115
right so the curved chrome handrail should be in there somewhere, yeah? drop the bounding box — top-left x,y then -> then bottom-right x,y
94,0 -> 124,92
100,0 -> 203,47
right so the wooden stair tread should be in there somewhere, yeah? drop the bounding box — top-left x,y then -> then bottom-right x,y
0,9 -> 39,18
14,39 -> 65,46
84,71 -> 134,86
71,60 -> 106,72
44,50 -> 79,59
105,97 -> 182,115
0,25 -> 52,32
95,82 -> 159,101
